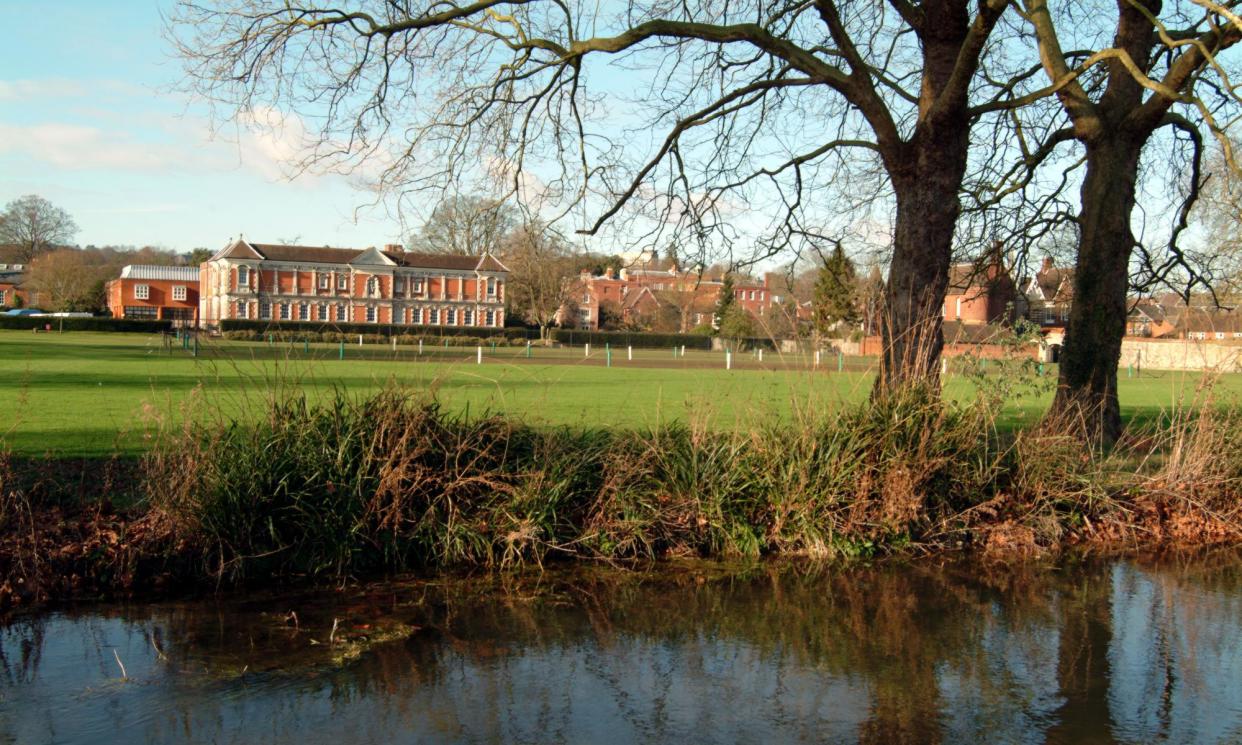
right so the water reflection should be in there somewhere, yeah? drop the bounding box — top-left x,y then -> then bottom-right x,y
2,555 -> 1242,744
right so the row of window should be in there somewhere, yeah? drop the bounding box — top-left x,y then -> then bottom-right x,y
132,285 -> 189,301
238,301 -> 498,326
1188,331 -> 1242,340
123,306 -> 159,319
234,267 -> 500,298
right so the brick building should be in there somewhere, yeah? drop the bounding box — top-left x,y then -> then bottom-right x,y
0,265 -> 29,308
943,257 -> 1016,325
105,265 -> 201,325
1021,257 -> 1074,328
198,239 -> 509,330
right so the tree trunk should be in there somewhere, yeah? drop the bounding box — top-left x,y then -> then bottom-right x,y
876,140 -> 967,394
1048,138 -> 1141,444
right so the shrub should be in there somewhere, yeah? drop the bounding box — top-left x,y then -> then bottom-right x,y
0,316 -> 172,333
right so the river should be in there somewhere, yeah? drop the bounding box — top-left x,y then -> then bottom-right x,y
3,555 -> 1242,744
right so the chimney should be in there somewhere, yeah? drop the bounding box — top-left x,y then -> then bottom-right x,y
605,267 -> 615,279
1041,256 -> 1055,273
385,243 -> 404,253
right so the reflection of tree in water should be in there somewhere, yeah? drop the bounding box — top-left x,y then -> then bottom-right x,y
5,553 -> 1242,743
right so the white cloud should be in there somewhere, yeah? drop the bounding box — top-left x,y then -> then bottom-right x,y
0,122 -> 192,170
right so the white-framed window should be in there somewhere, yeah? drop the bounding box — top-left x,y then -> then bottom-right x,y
446,307 -> 457,325
172,285 -> 187,301
366,306 -> 377,323
412,278 -> 424,295
259,301 -> 271,320
317,303 -> 328,321
463,308 -> 474,326
134,284 -> 150,300
335,304 -> 347,322
487,277 -> 497,297
279,303 -> 290,320
429,307 -> 440,325
394,277 -> 405,296
1215,331 -> 1226,340
337,273 -> 349,290
366,277 -> 380,297
236,300 -> 249,319
748,290 -> 755,300
318,273 -> 329,290
485,309 -> 495,327
583,292 -> 591,304
237,266 -> 250,287
298,303 -> 309,321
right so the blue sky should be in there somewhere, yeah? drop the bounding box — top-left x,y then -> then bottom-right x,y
0,1 -> 395,252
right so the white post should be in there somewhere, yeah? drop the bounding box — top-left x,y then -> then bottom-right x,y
680,345 -> 685,357
627,345 -> 632,361
941,357 -> 948,376
814,350 -> 820,367
758,348 -> 763,363
392,337 -> 396,351
418,339 -> 423,355
477,346 -> 483,365
585,343 -> 590,357
358,334 -> 363,347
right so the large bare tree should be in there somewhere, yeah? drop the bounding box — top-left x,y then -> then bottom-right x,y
169,0 -> 1034,393
500,221 -> 579,339
0,195 -> 78,264
1014,0 -> 1242,442
411,194 -> 518,255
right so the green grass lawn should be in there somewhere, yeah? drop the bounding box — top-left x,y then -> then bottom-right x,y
1,331 -> 1238,457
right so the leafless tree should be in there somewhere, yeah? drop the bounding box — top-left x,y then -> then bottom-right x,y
1012,0 -> 1242,442
410,194 -> 517,255
25,250 -> 109,312
500,221 -> 579,339
169,0 -> 1033,393
0,195 -> 78,264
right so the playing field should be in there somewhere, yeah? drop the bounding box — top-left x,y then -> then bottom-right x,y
1,331 -> 1238,457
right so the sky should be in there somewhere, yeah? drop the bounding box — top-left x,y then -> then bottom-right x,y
0,1 -> 396,253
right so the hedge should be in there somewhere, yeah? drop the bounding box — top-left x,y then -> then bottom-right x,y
549,328 -> 714,350
0,316 -> 173,333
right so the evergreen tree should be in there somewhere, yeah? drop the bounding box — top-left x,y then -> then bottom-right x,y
812,245 -> 860,338
713,273 -> 737,333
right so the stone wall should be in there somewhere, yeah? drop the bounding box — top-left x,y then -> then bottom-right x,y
1119,339 -> 1242,372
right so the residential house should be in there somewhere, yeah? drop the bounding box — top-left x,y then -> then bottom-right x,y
1174,307 -> 1242,341
1022,257 -> 1073,327
105,265 -> 201,325
0,265 -> 28,308
943,257 -> 1017,325
199,239 -> 509,330
1125,300 -> 1177,338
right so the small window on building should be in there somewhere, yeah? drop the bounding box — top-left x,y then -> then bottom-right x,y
366,306 -> 377,323
1216,331 -> 1226,340
134,284 -> 150,300
236,301 -> 249,319
172,285 -> 187,301
319,273 -> 329,290
259,301 -> 271,320
367,277 -> 380,297
446,308 -> 457,325
298,303 -> 309,321
463,308 -> 474,326
279,303 -> 290,320
583,293 -> 591,304
412,278 -> 424,295
123,306 -> 158,320
485,309 -> 495,327
487,277 -> 497,297
394,277 -> 405,296
429,307 -> 440,325
237,266 -> 250,286
748,290 -> 755,300
335,304 -> 347,322
317,303 -> 327,321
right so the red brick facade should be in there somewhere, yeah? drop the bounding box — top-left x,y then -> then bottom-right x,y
105,265 -> 200,325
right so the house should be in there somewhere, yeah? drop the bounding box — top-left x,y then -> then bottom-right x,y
1174,307 -> 1242,341
105,265 -> 201,325
0,265 -> 29,308
1022,257 -> 1073,327
943,257 -> 1017,325
199,239 -> 509,330
1125,300 -> 1177,338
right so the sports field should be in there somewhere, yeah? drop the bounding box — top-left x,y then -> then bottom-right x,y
1,331 -> 1238,457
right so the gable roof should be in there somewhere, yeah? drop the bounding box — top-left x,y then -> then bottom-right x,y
213,240 -> 508,272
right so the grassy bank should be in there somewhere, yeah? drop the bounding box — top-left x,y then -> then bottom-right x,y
3,376 -> 1240,610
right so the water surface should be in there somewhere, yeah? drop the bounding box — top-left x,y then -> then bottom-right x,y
3,556 -> 1242,744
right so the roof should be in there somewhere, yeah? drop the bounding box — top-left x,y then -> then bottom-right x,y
215,240 -> 507,272
119,265 -> 201,282
1176,309 -> 1242,333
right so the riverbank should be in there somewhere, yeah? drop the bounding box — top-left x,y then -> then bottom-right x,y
3,383 -> 1240,614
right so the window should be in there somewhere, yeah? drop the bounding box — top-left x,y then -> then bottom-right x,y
487,277 -> 497,297
337,273 -> 349,290
236,301 -> 249,319
172,285 -> 187,301
446,308 -> 456,325
366,306 -> 377,323
394,277 -> 405,296
319,273 -> 329,290
1216,331 -> 1226,340
259,301 -> 272,320
748,290 -> 755,300
298,303 -> 309,321
366,277 -> 380,297
279,303 -> 290,320
463,308 -> 474,326
124,306 -> 157,320
412,278 -> 424,295
237,266 -> 250,287
583,292 -> 591,304
317,303 -> 328,321
134,284 -> 150,300
335,304 -> 347,322
485,309 -> 495,327
429,307 -> 440,325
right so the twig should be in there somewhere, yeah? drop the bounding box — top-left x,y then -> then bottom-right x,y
113,649 -> 127,679
329,617 -> 339,645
